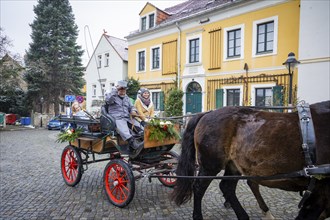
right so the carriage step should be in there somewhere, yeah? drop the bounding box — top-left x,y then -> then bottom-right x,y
159,158 -> 177,164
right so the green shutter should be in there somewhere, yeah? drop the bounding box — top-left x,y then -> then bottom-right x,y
216,89 -> 224,109
159,91 -> 165,111
272,85 -> 283,112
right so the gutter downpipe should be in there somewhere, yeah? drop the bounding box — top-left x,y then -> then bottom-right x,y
175,22 -> 181,89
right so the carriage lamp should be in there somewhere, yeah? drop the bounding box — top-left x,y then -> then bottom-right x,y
282,52 -> 300,105
40,97 -> 44,127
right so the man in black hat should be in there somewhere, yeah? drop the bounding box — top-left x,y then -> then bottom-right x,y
105,80 -> 144,157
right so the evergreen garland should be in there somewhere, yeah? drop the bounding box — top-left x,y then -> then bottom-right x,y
56,127 -> 83,143
147,119 -> 180,142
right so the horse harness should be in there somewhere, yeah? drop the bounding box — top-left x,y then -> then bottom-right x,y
296,103 -> 330,207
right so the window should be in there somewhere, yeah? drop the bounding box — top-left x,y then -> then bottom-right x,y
227,29 -> 241,58
189,38 -> 199,63
137,50 -> 145,72
226,89 -> 240,106
149,14 -> 155,28
152,92 -> 161,110
97,55 -> 102,68
151,91 -> 164,111
104,53 -> 109,67
224,24 -> 244,61
257,21 -> 274,54
92,85 -> 96,96
255,88 -> 272,106
152,47 -> 160,69
101,83 -> 106,96
252,16 -> 278,57
141,17 -> 146,31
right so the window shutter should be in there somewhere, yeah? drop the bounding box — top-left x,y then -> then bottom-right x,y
216,89 -> 224,109
272,85 -> 283,112
209,28 -> 221,70
159,91 -> 165,111
162,40 -> 177,75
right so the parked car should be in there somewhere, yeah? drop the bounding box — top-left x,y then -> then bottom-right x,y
47,116 -> 68,130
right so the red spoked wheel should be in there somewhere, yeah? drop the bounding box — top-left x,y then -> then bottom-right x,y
157,150 -> 179,187
61,145 -> 82,187
103,159 -> 135,207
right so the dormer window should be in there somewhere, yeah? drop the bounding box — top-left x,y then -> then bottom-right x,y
140,12 -> 156,31
141,17 -> 147,31
149,14 -> 155,28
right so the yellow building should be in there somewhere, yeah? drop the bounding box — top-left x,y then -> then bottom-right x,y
126,0 -> 300,114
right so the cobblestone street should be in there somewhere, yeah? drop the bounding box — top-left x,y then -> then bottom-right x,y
0,128 -> 303,219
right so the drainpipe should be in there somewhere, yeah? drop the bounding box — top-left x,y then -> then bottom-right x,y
243,63 -> 249,106
175,22 -> 181,89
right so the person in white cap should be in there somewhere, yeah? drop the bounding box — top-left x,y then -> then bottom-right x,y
105,80 -> 144,156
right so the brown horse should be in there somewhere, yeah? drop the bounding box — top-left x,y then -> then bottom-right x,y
171,101 -> 330,219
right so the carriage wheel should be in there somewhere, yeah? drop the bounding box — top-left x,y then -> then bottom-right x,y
157,150 -> 179,188
61,145 -> 83,187
103,159 -> 135,207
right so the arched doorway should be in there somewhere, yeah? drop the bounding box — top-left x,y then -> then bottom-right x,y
186,81 -> 202,113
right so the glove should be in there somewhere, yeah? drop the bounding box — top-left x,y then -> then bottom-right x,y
140,120 -> 146,127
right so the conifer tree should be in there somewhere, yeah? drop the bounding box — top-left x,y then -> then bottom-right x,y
126,77 -> 140,100
165,88 -> 183,117
25,0 -> 84,115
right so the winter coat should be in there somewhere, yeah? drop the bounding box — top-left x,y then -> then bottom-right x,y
105,90 -> 137,120
134,97 -> 154,121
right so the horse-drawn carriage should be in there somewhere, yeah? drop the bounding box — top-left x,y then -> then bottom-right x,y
57,101 -> 330,219
58,107 -> 180,207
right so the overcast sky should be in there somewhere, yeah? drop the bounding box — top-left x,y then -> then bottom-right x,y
0,0 -> 185,66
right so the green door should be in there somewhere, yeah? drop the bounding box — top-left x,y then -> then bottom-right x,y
186,82 -> 202,113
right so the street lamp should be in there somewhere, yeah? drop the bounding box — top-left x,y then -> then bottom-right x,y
282,52 -> 300,105
40,97 -> 44,127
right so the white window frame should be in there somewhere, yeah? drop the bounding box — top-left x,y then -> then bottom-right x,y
92,84 -> 97,97
136,48 -> 146,73
101,83 -> 106,97
186,34 -> 202,65
104,53 -> 109,67
140,16 -> 147,31
222,85 -> 243,106
97,55 -> 102,68
150,45 -> 162,71
140,11 -> 156,31
252,16 -> 278,58
148,12 -> 156,28
250,83 -> 276,106
150,89 -> 161,114
223,24 -> 245,61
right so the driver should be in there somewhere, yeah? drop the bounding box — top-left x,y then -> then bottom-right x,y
105,80 -> 144,155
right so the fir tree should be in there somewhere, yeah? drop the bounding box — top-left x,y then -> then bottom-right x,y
165,88 -> 183,117
25,0 -> 84,115
126,77 -> 140,100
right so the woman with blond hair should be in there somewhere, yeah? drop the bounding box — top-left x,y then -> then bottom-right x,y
71,101 -> 85,116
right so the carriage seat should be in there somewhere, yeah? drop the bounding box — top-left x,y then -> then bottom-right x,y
100,104 -> 116,134
71,115 -> 104,139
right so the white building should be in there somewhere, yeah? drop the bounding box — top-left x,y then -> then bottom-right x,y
85,34 -> 128,113
298,0 -> 330,104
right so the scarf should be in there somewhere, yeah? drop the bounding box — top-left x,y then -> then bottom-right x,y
138,94 -> 151,107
